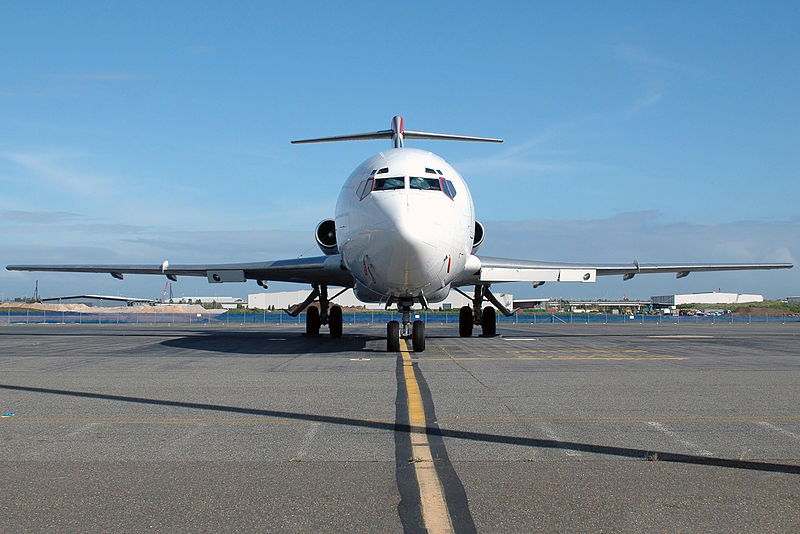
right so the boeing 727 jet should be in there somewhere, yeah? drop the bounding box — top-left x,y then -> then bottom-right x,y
7,116 -> 792,351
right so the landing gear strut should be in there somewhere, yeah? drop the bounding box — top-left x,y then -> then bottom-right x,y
386,297 -> 426,352
288,284 -> 343,338
457,284 -> 509,338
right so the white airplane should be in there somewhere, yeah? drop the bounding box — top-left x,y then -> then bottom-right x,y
7,116 -> 793,352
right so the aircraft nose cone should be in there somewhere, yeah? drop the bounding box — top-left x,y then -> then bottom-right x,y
368,195 -> 441,292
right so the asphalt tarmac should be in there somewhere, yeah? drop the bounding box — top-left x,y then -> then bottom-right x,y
1,322 -> 798,532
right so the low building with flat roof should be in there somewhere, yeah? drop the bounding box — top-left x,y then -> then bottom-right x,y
651,291 -> 763,308
170,296 -> 244,309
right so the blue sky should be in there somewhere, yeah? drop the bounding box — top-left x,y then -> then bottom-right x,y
1,1 -> 797,301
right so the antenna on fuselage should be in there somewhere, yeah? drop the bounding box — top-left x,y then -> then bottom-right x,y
291,115 -> 503,148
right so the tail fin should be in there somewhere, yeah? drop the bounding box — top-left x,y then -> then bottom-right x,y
291,115 -> 503,148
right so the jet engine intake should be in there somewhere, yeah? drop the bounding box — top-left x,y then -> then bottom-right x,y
472,220 -> 485,254
315,219 -> 338,255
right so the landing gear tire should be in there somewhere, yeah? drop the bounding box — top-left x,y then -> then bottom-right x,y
412,320 -> 425,352
459,306 -> 473,337
329,305 -> 343,338
387,320 -> 400,352
306,306 -> 320,336
481,306 -> 496,337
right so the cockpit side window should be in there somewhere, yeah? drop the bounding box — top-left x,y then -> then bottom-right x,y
373,177 -> 405,191
358,178 -> 374,200
439,178 -> 457,199
409,177 -> 442,191
446,180 -> 457,198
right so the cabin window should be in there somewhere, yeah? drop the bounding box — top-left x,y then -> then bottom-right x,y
372,176 -> 405,191
409,177 -> 442,191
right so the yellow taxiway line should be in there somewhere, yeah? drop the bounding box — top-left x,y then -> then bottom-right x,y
400,338 -> 453,534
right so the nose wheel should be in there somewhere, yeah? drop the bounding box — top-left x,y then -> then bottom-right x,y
411,320 -> 425,352
387,320 -> 400,352
387,299 -> 426,352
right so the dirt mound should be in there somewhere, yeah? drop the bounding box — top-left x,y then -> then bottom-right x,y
0,302 -> 226,315
0,302 -> 92,312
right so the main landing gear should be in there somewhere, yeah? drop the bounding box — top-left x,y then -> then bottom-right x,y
457,284 -> 515,338
286,284 -> 344,338
386,297 -> 426,353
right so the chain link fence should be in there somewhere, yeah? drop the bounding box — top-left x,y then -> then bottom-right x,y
1,309 -> 797,325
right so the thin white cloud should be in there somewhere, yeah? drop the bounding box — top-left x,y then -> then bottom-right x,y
454,119 -> 611,177
0,150 -> 115,199
627,91 -> 664,113
0,209 -> 82,224
612,42 -> 705,77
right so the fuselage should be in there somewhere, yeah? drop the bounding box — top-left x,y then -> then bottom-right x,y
335,148 -> 475,303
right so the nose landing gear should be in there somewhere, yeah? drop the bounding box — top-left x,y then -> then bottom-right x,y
386,297 -> 426,352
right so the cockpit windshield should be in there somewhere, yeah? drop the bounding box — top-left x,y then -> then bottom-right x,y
358,174 -> 456,201
409,177 -> 442,191
373,177 -> 405,191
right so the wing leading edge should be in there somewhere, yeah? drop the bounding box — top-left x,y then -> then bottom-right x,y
455,256 -> 792,286
6,255 -> 354,287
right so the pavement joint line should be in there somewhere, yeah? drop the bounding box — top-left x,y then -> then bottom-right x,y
439,344 -> 489,389
400,338 -> 454,534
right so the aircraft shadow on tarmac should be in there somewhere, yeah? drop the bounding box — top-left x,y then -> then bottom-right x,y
1,382 -> 798,476
160,331 -> 380,355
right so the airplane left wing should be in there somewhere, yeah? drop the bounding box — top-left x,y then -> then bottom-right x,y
7,255 -> 354,287
454,255 -> 793,286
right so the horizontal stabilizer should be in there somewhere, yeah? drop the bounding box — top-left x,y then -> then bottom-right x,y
404,130 -> 502,143
292,115 -> 502,148
291,130 -> 394,144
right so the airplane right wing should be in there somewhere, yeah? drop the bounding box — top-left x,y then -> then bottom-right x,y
454,256 -> 793,286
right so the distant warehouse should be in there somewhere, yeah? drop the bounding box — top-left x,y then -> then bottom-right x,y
651,291 -> 763,308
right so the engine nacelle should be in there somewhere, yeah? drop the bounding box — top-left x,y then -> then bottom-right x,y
315,219 -> 338,255
472,220 -> 485,254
